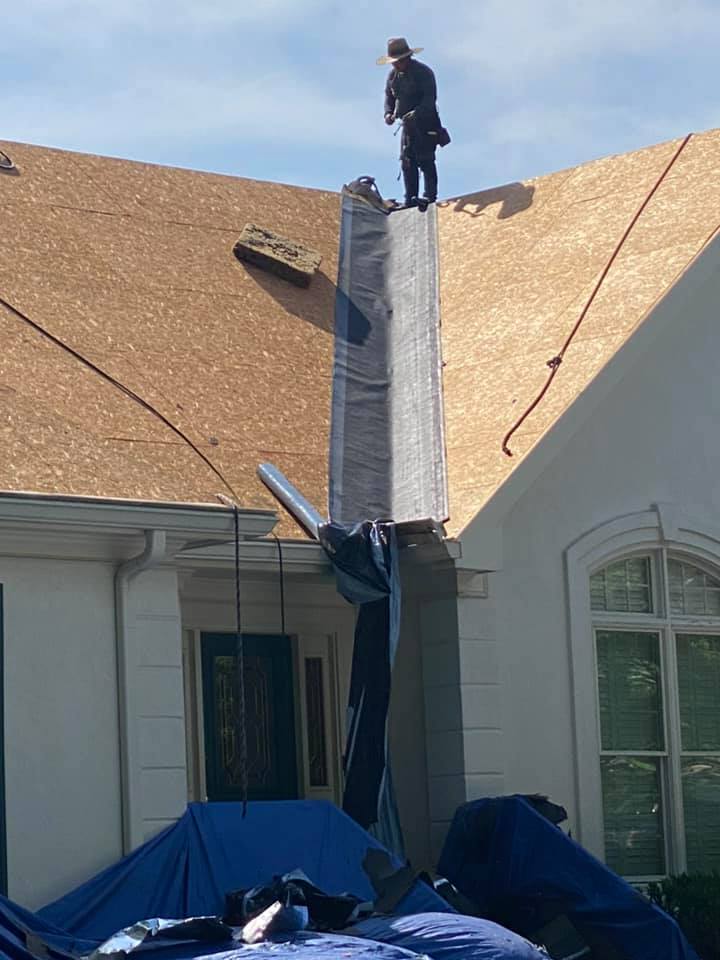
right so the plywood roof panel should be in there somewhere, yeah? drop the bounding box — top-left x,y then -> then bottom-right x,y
0,140 -> 339,536
3,129 -> 720,541
438,129 -> 720,536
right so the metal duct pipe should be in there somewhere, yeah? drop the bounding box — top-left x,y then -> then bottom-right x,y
257,463 -> 324,540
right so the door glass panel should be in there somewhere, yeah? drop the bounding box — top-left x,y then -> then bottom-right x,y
305,657 -> 329,788
601,756 -> 665,876
596,631 -> 664,751
202,634 -> 298,801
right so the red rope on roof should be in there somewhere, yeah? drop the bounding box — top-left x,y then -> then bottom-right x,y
502,132 -> 694,457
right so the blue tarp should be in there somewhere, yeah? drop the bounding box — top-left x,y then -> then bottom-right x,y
352,912 -> 546,960
40,801 -> 449,942
319,521 -> 403,854
438,796 -> 699,960
0,894 -> 97,959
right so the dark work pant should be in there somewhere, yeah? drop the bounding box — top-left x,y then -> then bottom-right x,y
401,129 -> 438,203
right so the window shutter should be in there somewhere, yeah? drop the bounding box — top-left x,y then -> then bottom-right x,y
601,756 -> 665,876
597,631 -> 664,751
682,758 -> 720,873
669,559 -> 720,616
590,557 -> 652,613
677,634 -> 720,751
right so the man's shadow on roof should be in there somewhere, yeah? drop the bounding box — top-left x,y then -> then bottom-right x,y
243,264 -> 371,346
442,181 -> 535,220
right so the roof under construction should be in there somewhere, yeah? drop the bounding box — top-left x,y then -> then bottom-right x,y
1,130 -> 718,536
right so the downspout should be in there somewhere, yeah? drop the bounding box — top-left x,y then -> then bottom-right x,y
114,529 -> 167,854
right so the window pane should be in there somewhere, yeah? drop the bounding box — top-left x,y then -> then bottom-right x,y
601,756 -> 665,876
597,631 -> 664,751
677,634 -> 720,751
590,557 -> 652,613
668,559 -> 720,617
682,758 -> 720,873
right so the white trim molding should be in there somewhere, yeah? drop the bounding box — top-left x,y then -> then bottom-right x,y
565,504 -> 720,861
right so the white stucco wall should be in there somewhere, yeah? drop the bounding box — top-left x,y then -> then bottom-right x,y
389,563 -> 435,871
0,557 -> 121,908
124,566 -> 187,846
490,254 -> 720,844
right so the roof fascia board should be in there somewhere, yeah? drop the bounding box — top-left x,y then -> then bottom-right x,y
180,539 -> 331,576
0,492 -> 278,541
457,235 -> 720,572
182,527 -> 462,577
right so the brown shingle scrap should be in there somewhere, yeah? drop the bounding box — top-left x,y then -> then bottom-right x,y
234,223 -> 322,288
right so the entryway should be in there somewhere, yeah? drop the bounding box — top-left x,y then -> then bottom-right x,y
201,633 -> 298,801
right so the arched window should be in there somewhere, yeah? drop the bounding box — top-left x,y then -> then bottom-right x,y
590,551 -> 720,878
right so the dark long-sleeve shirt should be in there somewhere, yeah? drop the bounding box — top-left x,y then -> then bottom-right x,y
384,59 -> 439,129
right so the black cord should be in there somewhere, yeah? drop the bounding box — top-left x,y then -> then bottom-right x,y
273,534 -> 287,637
0,292 -> 239,499
233,506 -> 249,817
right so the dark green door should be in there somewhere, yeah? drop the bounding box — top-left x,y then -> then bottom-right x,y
201,633 -> 298,801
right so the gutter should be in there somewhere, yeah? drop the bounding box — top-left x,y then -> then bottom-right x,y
114,530 -> 167,854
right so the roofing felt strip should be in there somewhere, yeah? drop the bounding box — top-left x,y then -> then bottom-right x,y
329,196 -> 448,525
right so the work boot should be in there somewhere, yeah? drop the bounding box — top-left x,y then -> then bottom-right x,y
404,197 -> 419,208
417,198 -> 429,212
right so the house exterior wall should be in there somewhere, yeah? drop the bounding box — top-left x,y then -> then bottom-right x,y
486,256 -> 720,854
0,545 -> 437,908
416,561 -> 503,864
389,564 -> 435,870
181,566 -> 436,872
124,566 -> 187,846
0,557 -> 122,909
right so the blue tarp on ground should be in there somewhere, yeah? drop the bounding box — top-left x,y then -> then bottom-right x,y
352,912 -> 546,960
0,894 -> 97,959
40,801 -> 449,942
438,796 -> 699,960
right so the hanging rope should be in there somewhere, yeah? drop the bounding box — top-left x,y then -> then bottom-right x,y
502,132 -> 693,457
0,292 -> 239,499
233,506 -> 249,817
273,534 -> 287,638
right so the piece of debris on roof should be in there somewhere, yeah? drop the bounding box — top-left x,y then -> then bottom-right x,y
233,223 -> 322,288
0,150 -> 16,171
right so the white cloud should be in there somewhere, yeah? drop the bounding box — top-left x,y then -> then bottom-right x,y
438,0 -> 720,80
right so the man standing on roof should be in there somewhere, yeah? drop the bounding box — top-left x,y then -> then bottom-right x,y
378,37 -> 449,209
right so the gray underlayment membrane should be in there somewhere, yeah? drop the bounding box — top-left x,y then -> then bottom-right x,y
329,195 -> 448,527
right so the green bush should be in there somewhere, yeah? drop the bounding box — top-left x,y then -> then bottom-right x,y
646,873 -> 720,960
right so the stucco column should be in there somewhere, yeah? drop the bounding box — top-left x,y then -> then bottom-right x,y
121,566 -> 187,848
419,565 -> 505,863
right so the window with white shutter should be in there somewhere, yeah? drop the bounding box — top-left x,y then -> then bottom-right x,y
591,553 -> 720,878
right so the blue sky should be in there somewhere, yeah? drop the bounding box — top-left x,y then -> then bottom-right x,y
3,1 -> 719,200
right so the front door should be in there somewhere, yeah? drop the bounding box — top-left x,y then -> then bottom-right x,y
201,633 -> 298,801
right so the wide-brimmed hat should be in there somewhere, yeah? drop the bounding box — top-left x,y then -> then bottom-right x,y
376,37 -> 423,65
